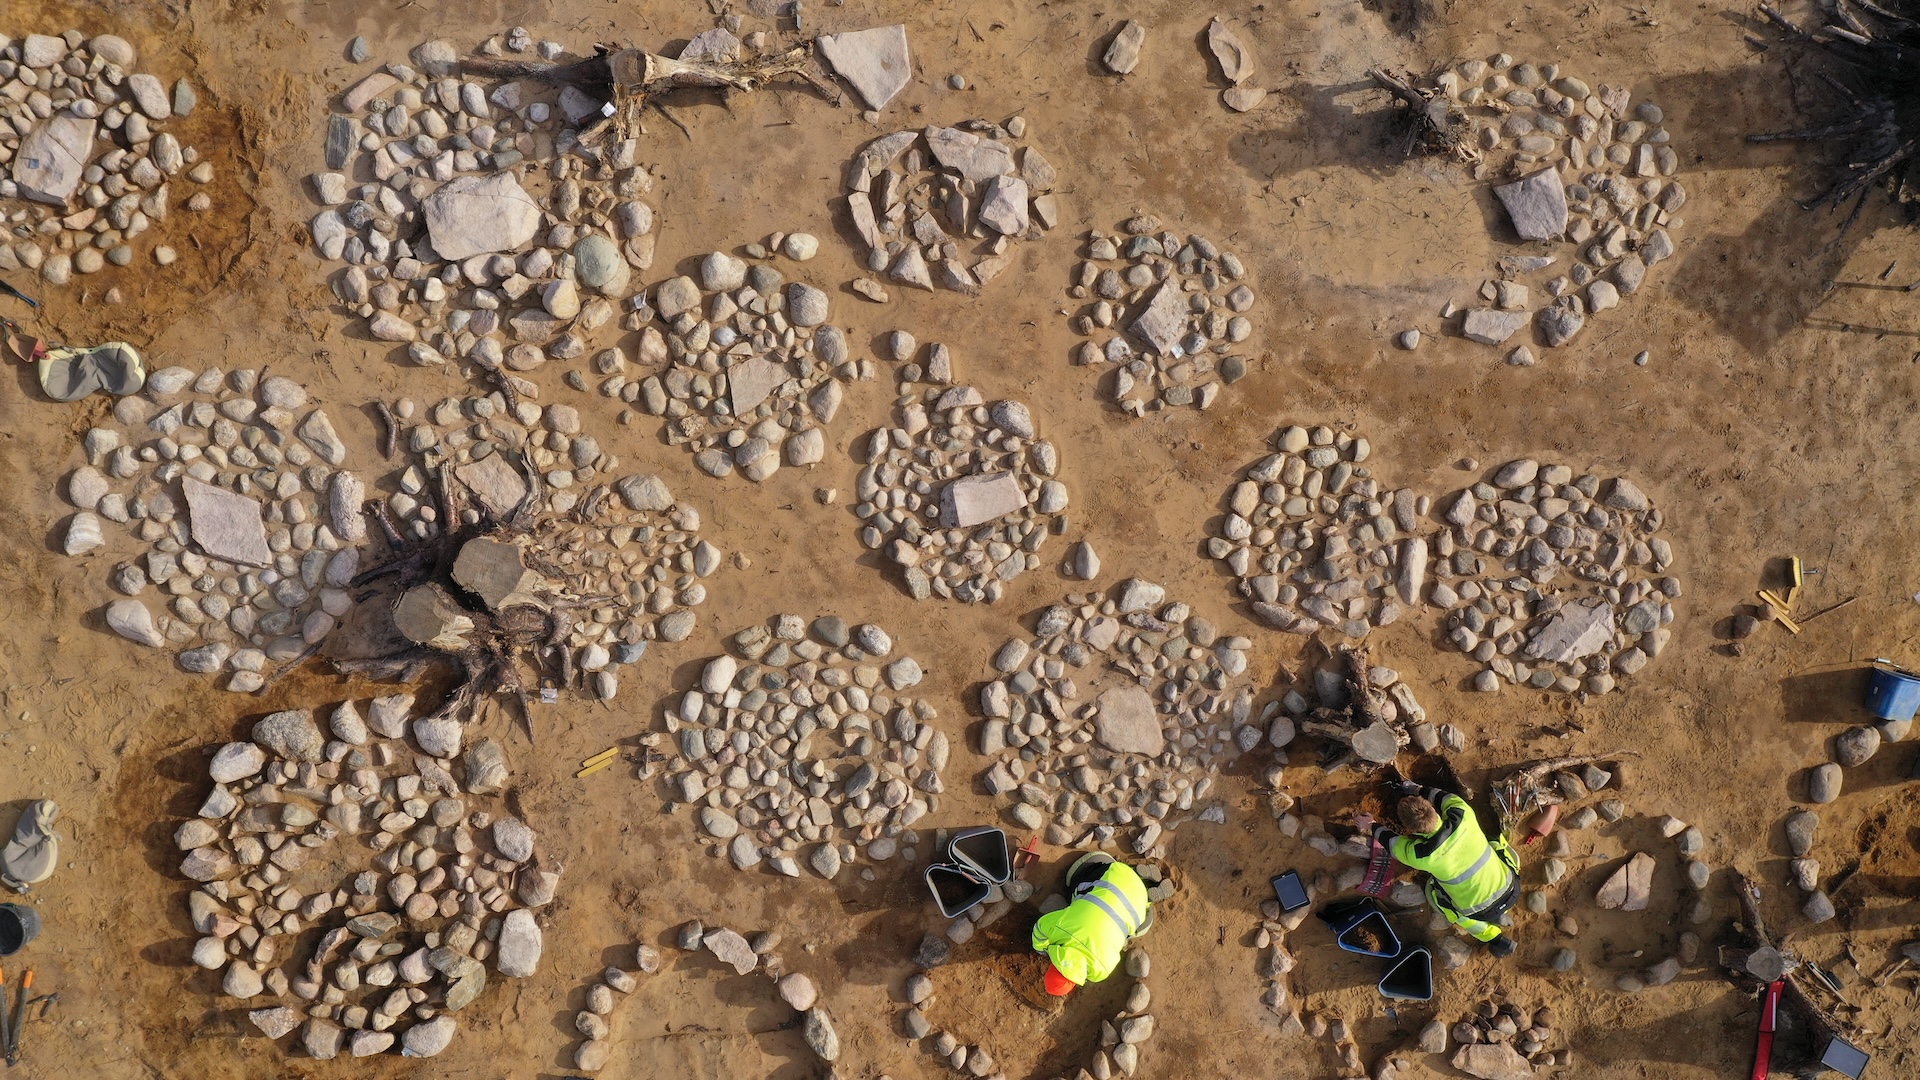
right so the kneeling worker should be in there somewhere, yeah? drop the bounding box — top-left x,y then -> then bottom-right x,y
1031,853 -> 1152,996
1370,782 -> 1520,957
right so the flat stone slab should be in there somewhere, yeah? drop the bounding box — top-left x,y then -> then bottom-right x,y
422,173 -> 541,260
978,175 -> 1030,236
454,455 -> 529,519
940,472 -> 1027,528
817,24 -> 912,111
1596,851 -> 1655,910
1093,686 -> 1165,756
1461,308 -> 1530,345
452,537 -> 541,610
182,478 -> 272,567
1130,280 -> 1187,354
703,928 -> 758,974
1452,1043 -> 1535,1080
728,356 -> 788,416
923,126 -> 1013,181
1522,601 -> 1615,663
1494,168 -> 1569,241
12,116 -> 97,206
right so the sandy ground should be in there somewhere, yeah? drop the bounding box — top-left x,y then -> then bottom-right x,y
3,0 -> 1920,1077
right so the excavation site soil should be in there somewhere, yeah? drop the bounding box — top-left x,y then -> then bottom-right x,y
2,0 -> 1919,1078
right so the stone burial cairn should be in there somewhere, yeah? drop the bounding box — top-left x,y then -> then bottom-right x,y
1,29 -> 212,288
975,579 -> 1259,857
660,615 -> 948,880
1417,52 -> 1686,357
837,116 -> 1061,302
1210,424 -> 1417,641
179,696 -> 557,1060
372,391 -> 720,702
1425,458 -> 1678,694
566,925 -> 840,1072
854,334 -> 1070,603
1065,215 -> 1257,414
56,366 -> 367,690
629,248 -> 868,482
1780,702 -> 1913,924
312,37 -> 660,367
1212,424 -> 1682,697
903,932 -> 1160,1080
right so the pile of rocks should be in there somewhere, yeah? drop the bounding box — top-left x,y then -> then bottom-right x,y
1424,52 -> 1685,353
182,696 -> 555,1059
1427,459 -> 1677,694
634,249 -> 865,481
662,615 -> 946,878
2,29 -> 211,286
1066,216 -> 1256,414
1212,424 -> 1417,639
975,580 -> 1257,856
1443,1001 -> 1566,1075
313,36 -> 658,366
1213,427 -> 1682,696
838,117 -> 1059,300
855,337 -> 1068,602
1782,706 -> 1911,922
58,366 -> 365,689
569,929 -> 837,1071
904,932 -> 1158,1080
388,391 -> 719,697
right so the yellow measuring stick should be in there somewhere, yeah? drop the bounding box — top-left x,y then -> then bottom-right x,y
580,746 -> 619,768
576,757 -> 618,778
1756,592 -> 1801,634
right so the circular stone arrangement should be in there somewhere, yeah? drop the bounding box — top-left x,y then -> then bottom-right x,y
384,390 -> 720,698
1210,423 -> 1417,641
975,579 -> 1257,856
1426,52 -> 1686,353
838,117 -> 1059,300
635,250 -> 865,482
181,696 -> 556,1060
312,36 -> 657,364
1,29 -> 213,286
1065,216 -> 1256,414
1211,424 -> 1680,697
903,932 -> 1159,1079
567,927 -> 838,1072
1426,459 -> 1676,694
854,337 -> 1068,603
662,615 -> 946,878
60,366 -> 365,689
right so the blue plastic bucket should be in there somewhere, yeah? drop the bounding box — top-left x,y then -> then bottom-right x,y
1865,664 -> 1920,722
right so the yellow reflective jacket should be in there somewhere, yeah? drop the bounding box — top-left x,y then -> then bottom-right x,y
1384,789 -> 1516,914
1031,861 -> 1151,986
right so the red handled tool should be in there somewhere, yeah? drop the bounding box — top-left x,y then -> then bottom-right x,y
1751,979 -> 1783,1080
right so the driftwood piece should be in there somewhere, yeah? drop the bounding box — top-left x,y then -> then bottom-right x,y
461,43 -> 840,142
1720,870 -> 1850,1060
1367,67 -> 1464,158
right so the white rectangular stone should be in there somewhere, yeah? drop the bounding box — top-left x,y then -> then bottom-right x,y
1522,601 -> 1615,662
182,478 -> 272,567
941,472 -> 1027,528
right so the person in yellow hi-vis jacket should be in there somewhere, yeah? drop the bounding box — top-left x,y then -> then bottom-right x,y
1368,781 -> 1521,957
1030,853 -> 1153,996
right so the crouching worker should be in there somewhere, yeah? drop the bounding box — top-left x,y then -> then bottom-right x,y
1372,782 -> 1520,957
1031,853 -> 1153,996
